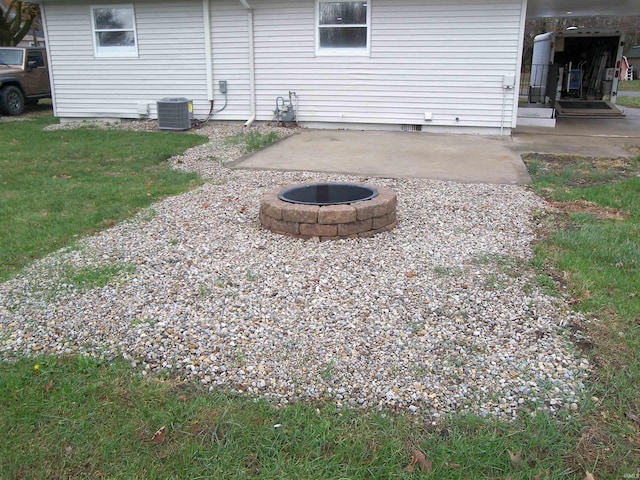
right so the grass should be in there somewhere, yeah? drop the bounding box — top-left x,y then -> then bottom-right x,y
61,264 -> 136,289
617,79 -> 640,107
0,355 -> 585,479
224,130 -> 281,153
0,116 -> 206,281
524,152 -> 640,476
617,79 -> 640,91
2,118 -> 640,478
617,96 -> 640,108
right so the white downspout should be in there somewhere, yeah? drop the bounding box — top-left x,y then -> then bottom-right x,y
203,0 -> 214,102
240,0 -> 256,127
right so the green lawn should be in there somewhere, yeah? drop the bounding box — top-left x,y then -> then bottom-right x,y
0,355 -> 584,479
525,153 -> 640,477
1,118 -> 640,479
0,116 -> 206,281
618,79 -> 640,107
617,95 -> 640,108
618,79 -> 640,91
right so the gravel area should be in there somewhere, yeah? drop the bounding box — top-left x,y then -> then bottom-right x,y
0,121 -> 589,420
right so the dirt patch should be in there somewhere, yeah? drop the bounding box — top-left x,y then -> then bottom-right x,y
548,199 -> 628,220
0,101 -> 53,122
523,153 -> 640,188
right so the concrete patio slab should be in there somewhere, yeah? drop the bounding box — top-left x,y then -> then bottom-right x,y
229,129 -> 531,184
229,107 -> 640,184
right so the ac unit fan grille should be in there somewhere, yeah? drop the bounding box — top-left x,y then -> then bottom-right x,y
157,98 -> 192,131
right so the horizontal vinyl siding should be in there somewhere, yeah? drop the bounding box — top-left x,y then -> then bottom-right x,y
250,0 -> 522,128
45,0 -> 209,119
43,0 -> 523,129
209,0 -> 250,120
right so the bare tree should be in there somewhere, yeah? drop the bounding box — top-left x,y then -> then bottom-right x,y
0,1 -> 40,46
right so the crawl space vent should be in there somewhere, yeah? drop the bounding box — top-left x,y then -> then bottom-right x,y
157,98 -> 193,131
401,124 -> 422,132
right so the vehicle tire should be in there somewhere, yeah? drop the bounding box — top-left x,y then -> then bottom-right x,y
0,85 -> 25,116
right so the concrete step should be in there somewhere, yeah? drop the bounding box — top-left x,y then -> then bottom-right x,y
517,106 -> 556,127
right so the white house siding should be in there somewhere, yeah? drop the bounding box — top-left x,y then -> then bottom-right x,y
42,0 -> 524,131
246,0 -> 523,131
43,0 -> 210,119
209,0 -> 251,120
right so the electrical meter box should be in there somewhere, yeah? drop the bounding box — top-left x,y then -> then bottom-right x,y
157,98 -> 193,131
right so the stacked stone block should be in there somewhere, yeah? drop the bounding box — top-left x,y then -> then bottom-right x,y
259,185 -> 397,240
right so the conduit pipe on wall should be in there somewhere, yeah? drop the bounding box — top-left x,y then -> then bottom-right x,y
240,0 -> 257,127
203,0 -> 214,102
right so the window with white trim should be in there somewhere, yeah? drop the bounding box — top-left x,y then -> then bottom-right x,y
317,1 -> 370,55
91,5 -> 138,57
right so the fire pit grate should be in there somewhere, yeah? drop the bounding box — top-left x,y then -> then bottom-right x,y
278,183 -> 378,206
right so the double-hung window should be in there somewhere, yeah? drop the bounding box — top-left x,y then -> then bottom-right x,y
91,5 -> 138,57
317,1 -> 370,55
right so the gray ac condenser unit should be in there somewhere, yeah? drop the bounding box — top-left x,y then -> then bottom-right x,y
157,97 -> 193,131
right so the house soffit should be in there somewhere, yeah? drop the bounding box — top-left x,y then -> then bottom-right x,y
527,0 -> 640,18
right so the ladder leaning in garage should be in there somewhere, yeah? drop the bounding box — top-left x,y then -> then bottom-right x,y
585,51 -> 609,98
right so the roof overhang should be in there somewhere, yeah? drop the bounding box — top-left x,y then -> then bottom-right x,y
528,0 -> 640,18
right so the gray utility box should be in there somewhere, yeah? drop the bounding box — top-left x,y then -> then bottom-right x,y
157,97 -> 193,131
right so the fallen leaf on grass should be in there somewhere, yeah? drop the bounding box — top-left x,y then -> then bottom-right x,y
507,449 -> 523,468
43,380 -> 54,393
244,456 -> 260,475
150,426 -> 166,444
533,468 -> 550,480
626,412 -> 640,425
413,450 -> 432,472
584,471 -> 595,480
403,449 -> 432,473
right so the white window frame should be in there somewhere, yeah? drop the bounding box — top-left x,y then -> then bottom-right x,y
316,0 -> 371,56
91,5 -> 138,58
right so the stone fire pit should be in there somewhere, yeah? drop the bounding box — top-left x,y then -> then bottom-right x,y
259,182 -> 397,240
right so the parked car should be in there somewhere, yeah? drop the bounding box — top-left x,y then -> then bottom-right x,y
0,46 -> 51,116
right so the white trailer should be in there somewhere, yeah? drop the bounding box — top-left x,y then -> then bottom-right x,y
529,29 -> 626,116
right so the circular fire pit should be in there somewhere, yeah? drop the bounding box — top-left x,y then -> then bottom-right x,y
260,182 -> 397,240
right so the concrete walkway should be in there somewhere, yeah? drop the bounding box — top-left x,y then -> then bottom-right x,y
511,105 -> 640,157
230,107 -> 640,184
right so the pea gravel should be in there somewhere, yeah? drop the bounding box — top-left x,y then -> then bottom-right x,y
0,121 -> 590,420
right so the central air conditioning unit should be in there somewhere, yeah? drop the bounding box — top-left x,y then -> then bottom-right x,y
157,97 -> 193,131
